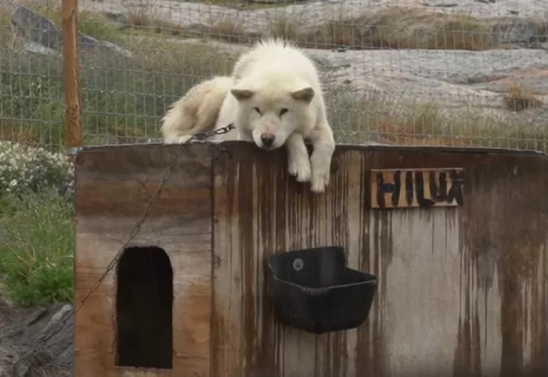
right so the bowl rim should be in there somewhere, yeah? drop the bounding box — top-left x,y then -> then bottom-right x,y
267,245 -> 347,261
268,269 -> 378,292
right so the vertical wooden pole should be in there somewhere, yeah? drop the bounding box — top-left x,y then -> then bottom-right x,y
62,0 -> 83,156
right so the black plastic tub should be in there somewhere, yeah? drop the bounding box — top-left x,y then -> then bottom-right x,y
267,246 -> 378,334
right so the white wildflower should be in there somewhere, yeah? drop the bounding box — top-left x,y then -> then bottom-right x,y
0,141 -> 74,196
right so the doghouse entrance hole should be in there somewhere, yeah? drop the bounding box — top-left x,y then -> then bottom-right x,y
116,246 -> 173,370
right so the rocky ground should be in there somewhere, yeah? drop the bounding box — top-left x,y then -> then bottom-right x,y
81,0 -> 548,28
0,300 -> 72,376
10,0 -> 548,125
173,37 -> 548,119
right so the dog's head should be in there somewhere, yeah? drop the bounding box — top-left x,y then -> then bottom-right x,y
230,74 -> 315,150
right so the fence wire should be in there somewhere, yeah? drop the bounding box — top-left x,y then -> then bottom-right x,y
2,0 -> 548,152
1,0 -> 548,375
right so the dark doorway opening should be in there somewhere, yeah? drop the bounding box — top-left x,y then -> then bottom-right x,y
116,246 -> 173,369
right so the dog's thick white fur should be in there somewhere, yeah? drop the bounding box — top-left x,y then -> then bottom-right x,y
160,76 -> 235,143
214,38 -> 335,193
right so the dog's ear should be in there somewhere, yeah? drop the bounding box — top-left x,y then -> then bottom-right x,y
231,88 -> 255,101
291,87 -> 315,103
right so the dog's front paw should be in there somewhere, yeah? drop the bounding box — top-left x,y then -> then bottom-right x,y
310,159 -> 331,193
288,156 -> 312,183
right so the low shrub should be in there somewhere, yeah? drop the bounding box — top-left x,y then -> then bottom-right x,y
0,189 -> 74,307
0,141 -> 74,196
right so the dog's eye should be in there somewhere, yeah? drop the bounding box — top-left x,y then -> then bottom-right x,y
254,107 -> 262,115
279,108 -> 288,116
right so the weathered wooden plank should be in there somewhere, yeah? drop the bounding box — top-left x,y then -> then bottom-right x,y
74,144 -> 213,377
213,144 -> 371,377
74,141 -> 548,377
212,141 -> 548,377
74,351 -> 207,377
75,144 -> 210,218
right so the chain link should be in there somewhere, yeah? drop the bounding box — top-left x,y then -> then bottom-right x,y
0,123 -> 235,376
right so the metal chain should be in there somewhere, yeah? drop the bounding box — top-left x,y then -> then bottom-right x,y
0,124 -> 235,376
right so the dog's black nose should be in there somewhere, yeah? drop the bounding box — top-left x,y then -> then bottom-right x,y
260,134 -> 274,148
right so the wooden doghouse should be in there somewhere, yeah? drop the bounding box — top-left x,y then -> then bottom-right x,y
74,142 -> 548,377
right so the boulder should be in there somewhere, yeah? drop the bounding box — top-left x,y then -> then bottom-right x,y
10,6 -> 133,57
491,17 -> 548,45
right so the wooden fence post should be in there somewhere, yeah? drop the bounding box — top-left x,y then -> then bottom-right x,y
61,0 -> 83,158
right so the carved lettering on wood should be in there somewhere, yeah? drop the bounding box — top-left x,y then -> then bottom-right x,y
371,168 -> 464,209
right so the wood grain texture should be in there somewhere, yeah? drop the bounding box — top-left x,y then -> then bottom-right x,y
74,141 -> 548,377
212,142 -> 548,377
74,144 -> 213,377
61,0 -> 82,148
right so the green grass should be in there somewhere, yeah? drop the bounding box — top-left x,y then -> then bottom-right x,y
1,4 -> 547,146
307,7 -> 494,51
0,189 -> 74,307
1,3 -> 547,151
325,88 -> 548,151
1,2 -> 547,310
0,7 -> 235,149
0,41 -> 234,149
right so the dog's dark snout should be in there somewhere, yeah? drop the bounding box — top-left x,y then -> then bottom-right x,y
260,133 -> 275,148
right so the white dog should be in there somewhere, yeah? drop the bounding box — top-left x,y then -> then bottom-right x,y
160,76 -> 235,143
214,38 -> 335,193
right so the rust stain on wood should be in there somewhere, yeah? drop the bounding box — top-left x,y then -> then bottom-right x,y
456,156 -> 548,377
214,144 -> 361,377
73,255 -> 116,377
212,143 -> 548,377
74,144 -> 212,376
75,142 -> 548,377
371,168 -> 464,209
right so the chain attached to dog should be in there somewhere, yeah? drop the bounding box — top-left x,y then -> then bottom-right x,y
191,123 -> 235,141
0,123 -> 236,377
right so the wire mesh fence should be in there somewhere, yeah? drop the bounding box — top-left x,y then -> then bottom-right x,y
2,0 -> 548,152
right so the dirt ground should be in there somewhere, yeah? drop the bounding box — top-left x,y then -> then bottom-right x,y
0,299 -> 73,377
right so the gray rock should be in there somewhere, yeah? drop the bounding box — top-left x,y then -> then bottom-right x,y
0,304 -> 73,377
10,5 -> 64,51
104,11 -> 132,29
21,41 -> 59,56
305,47 -> 548,102
249,0 -> 307,3
174,37 -> 548,122
79,0 -> 548,30
10,6 -> 133,57
33,305 -> 73,368
491,17 -> 548,45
